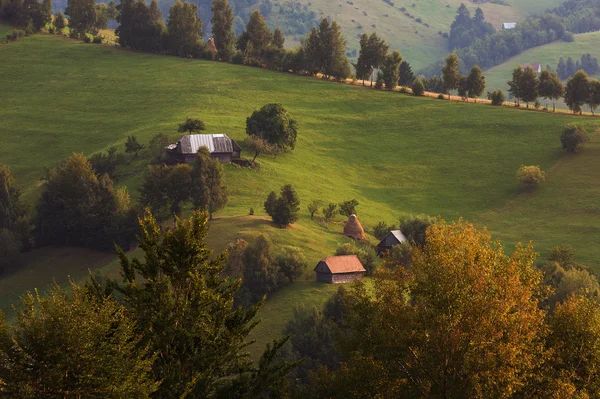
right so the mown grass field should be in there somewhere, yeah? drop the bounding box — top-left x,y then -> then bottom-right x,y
1,33 -> 599,356
273,0 -> 562,68
485,31 -> 600,99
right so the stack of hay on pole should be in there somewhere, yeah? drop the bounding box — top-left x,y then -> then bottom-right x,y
343,214 -> 366,240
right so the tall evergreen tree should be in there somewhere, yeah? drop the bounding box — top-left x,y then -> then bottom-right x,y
565,70 -> 590,115
272,26 -> 284,49
148,0 -> 161,22
112,210 -> 294,397
354,33 -> 370,85
167,0 -> 203,56
40,0 -> 52,27
211,0 -> 235,61
381,50 -> 402,90
54,10 -> 66,32
466,65 -> 485,102
538,70 -> 564,111
237,9 -> 271,53
398,60 -> 415,86
442,52 -> 460,98
557,57 -> 567,80
65,0 -> 97,36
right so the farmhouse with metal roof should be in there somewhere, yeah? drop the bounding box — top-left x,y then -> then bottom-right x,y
166,134 -> 241,163
314,255 -> 366,284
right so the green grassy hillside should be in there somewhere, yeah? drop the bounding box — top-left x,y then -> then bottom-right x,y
485,31 -> 600,99
1,33 -> 600,355
274,0 -> 563,68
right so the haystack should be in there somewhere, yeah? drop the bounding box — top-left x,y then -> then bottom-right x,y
343,214 -> 366,240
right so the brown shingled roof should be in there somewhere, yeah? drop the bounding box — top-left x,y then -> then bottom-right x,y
314,255 -> 366,274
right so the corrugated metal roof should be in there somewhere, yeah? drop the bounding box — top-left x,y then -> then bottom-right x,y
314,255 -> 366,274
390,230 -> 408,243
177,134 -> 236,154
503,22 -> 516,29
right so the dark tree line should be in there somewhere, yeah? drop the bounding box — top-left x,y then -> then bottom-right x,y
0,0 -> 52,32
557,53 -> 599,80
448,4 -> 495,51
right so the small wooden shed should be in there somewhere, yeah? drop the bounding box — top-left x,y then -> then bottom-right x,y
314,255 -> 366,284
376,230 -> 408,254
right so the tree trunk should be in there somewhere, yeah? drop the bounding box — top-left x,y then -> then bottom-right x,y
553,100 -> 556,112
252,151 -> 259,162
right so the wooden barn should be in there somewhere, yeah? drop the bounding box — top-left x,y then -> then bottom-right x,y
314,255 -> 366,284
376,230 -> 408,254
166,134 -> 241,163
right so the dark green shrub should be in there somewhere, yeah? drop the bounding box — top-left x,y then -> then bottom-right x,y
490,89 -> 505,106
92,36 -> 102,44
231,51 -> 244,64
561,124 -> 590,153
412,78 -> 425,96
437,93 -> 444,99
84,35 -> 92,43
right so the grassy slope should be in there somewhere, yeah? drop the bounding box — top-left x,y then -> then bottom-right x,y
2,34 -> 600,355
274,0 -> 562,68
485,31 -> 600,95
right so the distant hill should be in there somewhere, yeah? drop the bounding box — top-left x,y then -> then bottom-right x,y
484,31 -> 600,107
49,0 -> 563,69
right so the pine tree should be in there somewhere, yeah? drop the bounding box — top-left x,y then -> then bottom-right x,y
272,26 -> 284,49
398,60 -> 415,86
211,0 -> 235,61
442,52 -> 460,99
167,0 -> 203,56
54,11 -> 66,33
65,0 -> 97,36
112,210 -> 295,397
381,50 -> 402,90
148,0 -> 162,22
40,0 -> 52,27
557,57 -> 567,80
354,33 -> 370,84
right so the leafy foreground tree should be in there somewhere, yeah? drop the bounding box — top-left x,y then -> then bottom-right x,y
211,0 -> 235,61
0,283 -> 158,398
441,52 -> 460,99
565,70 -> 590,115
111,210 -> 295,398
191,147 -> 229,219
125,135 -> 144,156
309,219 -> 546,398
538,69 -> 563,111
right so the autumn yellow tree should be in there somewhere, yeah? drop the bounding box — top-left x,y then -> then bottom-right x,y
313,219 -> 547,398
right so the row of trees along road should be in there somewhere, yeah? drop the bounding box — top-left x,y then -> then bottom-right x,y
509,66 -> 600,114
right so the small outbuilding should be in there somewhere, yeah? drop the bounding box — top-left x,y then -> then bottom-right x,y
314,255 -> 366,284
343,214 -> 366,240
166,134 -> 242,163
376,230 -> 408,254
520,63 -> 542,74
502,22 -> 516,30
